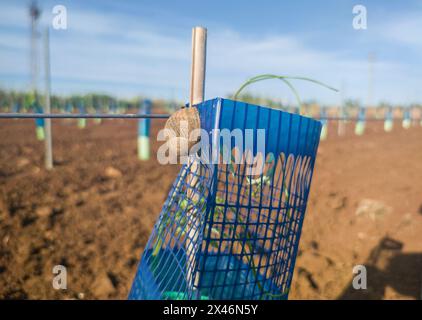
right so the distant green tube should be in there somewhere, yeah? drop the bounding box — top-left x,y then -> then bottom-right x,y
137,136 -> 150,160
384,119 -> 393,132
34,102 -> 45,141
355,121 -> 365,136
36,126 -> 45,141
77,118 -> 86,129
77,101 -> 86,129
320,124 -> 328,141
138,100 -> 152,160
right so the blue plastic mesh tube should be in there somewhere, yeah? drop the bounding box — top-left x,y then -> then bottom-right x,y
129,98 -> 322,300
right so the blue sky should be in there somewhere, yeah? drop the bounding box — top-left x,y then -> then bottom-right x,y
0,0 -> 421,105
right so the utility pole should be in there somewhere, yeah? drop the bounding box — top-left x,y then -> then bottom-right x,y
44,28 -> 53,169
367,53 -> 375,109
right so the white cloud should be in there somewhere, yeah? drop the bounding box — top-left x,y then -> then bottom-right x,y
0,2 -> 27,29
379,13 -> 422,47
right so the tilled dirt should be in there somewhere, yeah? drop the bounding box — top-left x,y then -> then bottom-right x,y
0,117 -> 421,299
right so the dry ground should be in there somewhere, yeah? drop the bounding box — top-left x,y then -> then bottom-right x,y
0,116 -> 421,299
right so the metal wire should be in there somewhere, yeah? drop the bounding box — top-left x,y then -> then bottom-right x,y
314,117 -> 407,122
0,113 -> 412,122
0,113 -> 170,119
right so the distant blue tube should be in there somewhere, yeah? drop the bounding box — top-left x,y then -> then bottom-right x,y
12,102 -> 21,113
384,107 -> 394,132
110,100 -> 117,114
65,102 -> 73,113
33,102 -> 45,141
402,108 -> 411,129
385,107 -> 393,121
93,100 -> 102,124
78,101 -> 86,114
355,107 -> 366,136
138,99 -> 152,137
358,107 -> 366,122
320,108 -> 328,125
138,99 -> 152,160
34,103 -> 45,127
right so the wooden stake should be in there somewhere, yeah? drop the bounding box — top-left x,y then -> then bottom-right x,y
189,27 -> 207,107
44,27 -> 53,170
187,26 -> 207,295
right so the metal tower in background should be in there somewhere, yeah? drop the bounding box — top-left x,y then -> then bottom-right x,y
29,1 -> 41,98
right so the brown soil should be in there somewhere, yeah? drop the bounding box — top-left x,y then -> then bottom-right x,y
0,117 -> 421,299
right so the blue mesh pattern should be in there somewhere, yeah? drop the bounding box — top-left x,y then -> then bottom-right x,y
65,102 -> 73,113
129,98 -> 322,300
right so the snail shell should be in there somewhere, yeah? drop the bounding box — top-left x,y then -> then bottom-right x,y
164,107 -> 201,156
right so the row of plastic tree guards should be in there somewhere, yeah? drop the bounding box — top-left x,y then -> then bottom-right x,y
319,107 -> 421,140
12,99 -> 155,161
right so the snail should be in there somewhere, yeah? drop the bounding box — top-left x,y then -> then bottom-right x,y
164,107 -> 201,157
